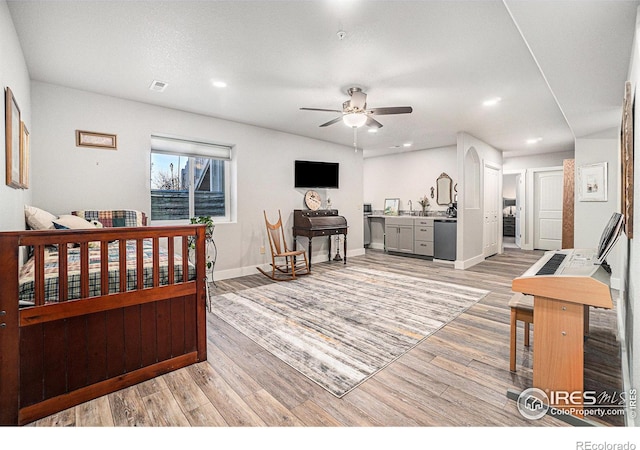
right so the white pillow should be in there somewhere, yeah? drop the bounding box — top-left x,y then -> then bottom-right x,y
53,214 -> 98,230
25,205 -> 58,230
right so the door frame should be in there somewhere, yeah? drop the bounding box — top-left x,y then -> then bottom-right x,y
483,162 -> 501,258
504,169 -> 526,249
524,166 -> 563,251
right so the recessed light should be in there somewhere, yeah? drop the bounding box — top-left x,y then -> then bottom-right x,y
367,128 -> 378,133
526,137 -> 543,144
212,80 -> 227,88
483,97 -> 502,107
403,143 -> 412,147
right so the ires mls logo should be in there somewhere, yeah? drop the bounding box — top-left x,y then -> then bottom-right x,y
516,387 -> 637,420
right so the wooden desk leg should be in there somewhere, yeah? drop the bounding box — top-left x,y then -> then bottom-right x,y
343,234 -> 347,264
328,235 -> 332,261
308,238 -> 313,271
533,296 -> 584,417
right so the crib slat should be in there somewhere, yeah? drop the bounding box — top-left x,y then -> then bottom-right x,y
119,240 -> 127,292
80,242 -> 89,299
34,245 -> 45,307
152,237 -> 160,288
58,245 -> 68,302
167,237 -> 175,285
182,237 -> 189,283
100,240 -> 109,296
136,239 -> 144,290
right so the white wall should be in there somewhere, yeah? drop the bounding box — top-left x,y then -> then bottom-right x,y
456,132 -> 503,269
30,82 -> 364,279
503,150 -> 574,171
0,0 -> 32,231
363,145 -> 457,214
620,7 -> 640,426
574,138 -> 621,288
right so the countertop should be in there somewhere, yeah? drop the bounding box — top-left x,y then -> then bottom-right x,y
367,214 -> 457,221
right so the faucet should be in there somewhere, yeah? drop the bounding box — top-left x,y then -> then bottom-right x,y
408,200 -> 412,215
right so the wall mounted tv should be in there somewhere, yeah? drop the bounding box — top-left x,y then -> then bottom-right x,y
294,160 -> 339,189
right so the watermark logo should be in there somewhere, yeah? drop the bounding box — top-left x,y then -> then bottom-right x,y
516,388 -> 637,420
517,387 -> 549,420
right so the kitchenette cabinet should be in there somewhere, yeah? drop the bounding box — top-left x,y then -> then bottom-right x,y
385,217 -> 415,253
414,218 -> 434,256
383,216 -> 440,257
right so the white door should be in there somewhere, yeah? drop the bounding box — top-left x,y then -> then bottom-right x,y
534,170 -> 563,250
515,173 -> 524,248
484,165 -> 500,257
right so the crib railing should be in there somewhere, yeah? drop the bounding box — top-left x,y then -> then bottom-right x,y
0,224 -> 207,425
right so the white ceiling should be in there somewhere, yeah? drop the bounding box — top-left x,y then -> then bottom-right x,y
6,0 -> 639,158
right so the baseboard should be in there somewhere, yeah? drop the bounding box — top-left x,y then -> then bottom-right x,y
213,248 -> 367,281
368,242 -> 385,251
455,253 -> 485,270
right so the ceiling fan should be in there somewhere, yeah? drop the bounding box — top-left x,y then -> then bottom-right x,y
300,87 -> 413,129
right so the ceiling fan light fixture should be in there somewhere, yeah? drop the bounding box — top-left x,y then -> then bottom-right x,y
343,112 -> 367,128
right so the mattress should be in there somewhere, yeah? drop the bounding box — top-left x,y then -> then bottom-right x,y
18,239 -> 196,306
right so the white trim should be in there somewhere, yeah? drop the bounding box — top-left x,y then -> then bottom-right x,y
216,248 -> 366,281
454,253 -> 485,270
524,166 -> 564,251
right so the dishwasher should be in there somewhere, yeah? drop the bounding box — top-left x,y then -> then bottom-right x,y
434,219 -> 457,261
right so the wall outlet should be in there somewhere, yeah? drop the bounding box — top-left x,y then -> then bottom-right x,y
260,245 -> 265,254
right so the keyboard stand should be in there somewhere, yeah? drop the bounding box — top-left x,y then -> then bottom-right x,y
510,250 -> 613,420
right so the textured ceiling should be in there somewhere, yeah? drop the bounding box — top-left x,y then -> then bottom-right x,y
7,0 -> 639,158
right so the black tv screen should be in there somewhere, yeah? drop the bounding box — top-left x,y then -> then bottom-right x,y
294,160 -> 339,189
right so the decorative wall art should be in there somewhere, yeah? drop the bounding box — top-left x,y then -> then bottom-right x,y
578,162 -> 608,202
76,130 -> 117,149
5,87 -> 23,189
20,122 -> 29,189
384,198 -> 400,216
621,81 -> 634,238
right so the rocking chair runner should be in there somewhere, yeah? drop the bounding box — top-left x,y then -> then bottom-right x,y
257,210 -> 310,280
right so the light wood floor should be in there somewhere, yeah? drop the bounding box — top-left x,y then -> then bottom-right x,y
30,248 -> 624,427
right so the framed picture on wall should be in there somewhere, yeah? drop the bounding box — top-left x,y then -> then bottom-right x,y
5,87 -> 23,189
621,80 -> 634,238
578,162 -> 608,202
20,121 -> 30,189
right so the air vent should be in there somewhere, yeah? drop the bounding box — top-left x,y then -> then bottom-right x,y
149,80 -> 168,92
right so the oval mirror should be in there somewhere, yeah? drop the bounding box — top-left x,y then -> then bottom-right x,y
436,173 -> 452,205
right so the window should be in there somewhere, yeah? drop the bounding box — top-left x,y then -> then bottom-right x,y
150,135 -> 231,221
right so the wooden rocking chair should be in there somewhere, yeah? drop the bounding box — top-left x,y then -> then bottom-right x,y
257,210 -> 310,281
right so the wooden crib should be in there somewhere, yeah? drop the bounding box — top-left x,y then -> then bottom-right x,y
0,224 -> 208,425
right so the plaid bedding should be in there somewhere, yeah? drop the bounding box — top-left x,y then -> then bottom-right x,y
72,210 -> 147,227
18,240 -> 196,306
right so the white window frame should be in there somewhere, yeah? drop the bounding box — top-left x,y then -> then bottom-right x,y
150,134 -> 232,223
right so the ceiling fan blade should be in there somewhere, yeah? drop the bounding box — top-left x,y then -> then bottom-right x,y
349,91 -> 367,110
369,106 -> 413,115
319,116 -> 343,127
365,116 -> 383,129
300,107 -> 343,113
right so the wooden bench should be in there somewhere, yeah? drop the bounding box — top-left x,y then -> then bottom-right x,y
509,292 -> 534,372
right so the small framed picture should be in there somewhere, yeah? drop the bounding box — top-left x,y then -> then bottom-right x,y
578,162 -> 607,202
20,121 -> 29,189
384,198 -> 400,216
5,87 -> 22,188
76,130 -> 117,149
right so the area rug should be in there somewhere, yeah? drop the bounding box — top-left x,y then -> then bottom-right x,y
211,266 -> 489,397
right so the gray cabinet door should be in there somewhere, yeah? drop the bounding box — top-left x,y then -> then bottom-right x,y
385,224 -> 414,253
397,225 -> 414,253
